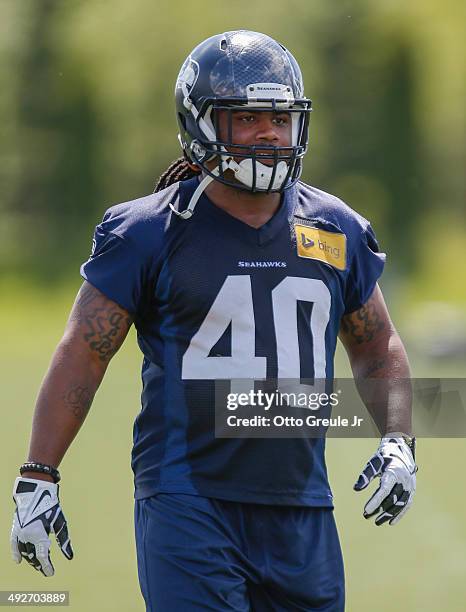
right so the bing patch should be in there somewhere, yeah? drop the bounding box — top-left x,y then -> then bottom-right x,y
295,224 -> 346,270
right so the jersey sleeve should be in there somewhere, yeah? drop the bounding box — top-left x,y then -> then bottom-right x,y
344,223 -> 386,314
80,221 -> 147,316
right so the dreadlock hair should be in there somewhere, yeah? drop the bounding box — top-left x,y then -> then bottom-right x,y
154,157 -> 201,193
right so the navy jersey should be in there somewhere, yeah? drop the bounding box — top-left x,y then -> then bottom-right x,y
81,177 -> 385,505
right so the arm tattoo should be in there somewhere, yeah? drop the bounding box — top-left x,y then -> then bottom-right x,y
63,385 -> 93,421
75,284 -> 132,362
363,358 -> 387,377
82,309 -> 131,361
340,295 -> 385,344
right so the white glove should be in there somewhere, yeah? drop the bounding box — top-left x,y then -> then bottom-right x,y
11,477 -> 73,576
354,435 -> 417,526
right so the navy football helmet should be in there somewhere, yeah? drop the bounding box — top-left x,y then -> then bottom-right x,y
175,30 -> 311,199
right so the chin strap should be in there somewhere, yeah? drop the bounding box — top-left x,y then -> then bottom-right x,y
169,162 -> 228,220
169,173 -> 213,220
169,154 -> 289,220
232,158 -> 288,191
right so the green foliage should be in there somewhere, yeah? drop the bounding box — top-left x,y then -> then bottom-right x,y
1,0 -> 464,285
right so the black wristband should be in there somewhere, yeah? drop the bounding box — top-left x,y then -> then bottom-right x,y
20,462 -> 61,484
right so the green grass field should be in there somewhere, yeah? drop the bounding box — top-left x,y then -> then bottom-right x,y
1,284 -> 465,611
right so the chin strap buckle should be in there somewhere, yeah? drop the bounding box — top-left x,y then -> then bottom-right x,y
168,158 -> 236,220
169,204 -> 193,220
168,170 -> 219,220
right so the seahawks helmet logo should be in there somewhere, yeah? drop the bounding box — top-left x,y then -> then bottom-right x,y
176,56 -> 199,93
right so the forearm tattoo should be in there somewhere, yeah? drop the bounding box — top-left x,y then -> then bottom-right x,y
75,284 -> 132,362
363,358 -> 387,377
340,295 -> 385,345
63,385 -> 93,420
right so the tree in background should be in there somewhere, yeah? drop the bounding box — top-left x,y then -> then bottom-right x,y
1,0 -> 463,295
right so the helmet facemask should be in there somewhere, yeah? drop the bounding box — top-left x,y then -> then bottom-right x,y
180,83 -> 311,193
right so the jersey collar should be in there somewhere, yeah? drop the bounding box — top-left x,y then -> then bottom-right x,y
179,177 -> 296,247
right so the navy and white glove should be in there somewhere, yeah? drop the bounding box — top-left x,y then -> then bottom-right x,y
11,477 -> 73,576
354,435 -> 417,526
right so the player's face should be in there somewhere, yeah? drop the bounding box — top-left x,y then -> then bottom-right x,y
216,109 -> 292,166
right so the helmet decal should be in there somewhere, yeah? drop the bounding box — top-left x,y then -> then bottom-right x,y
176,56 -> 200,94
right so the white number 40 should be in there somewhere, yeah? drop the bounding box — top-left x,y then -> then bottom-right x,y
182,275 -> 331,381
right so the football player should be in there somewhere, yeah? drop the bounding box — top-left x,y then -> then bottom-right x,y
11,31 -> 417,611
